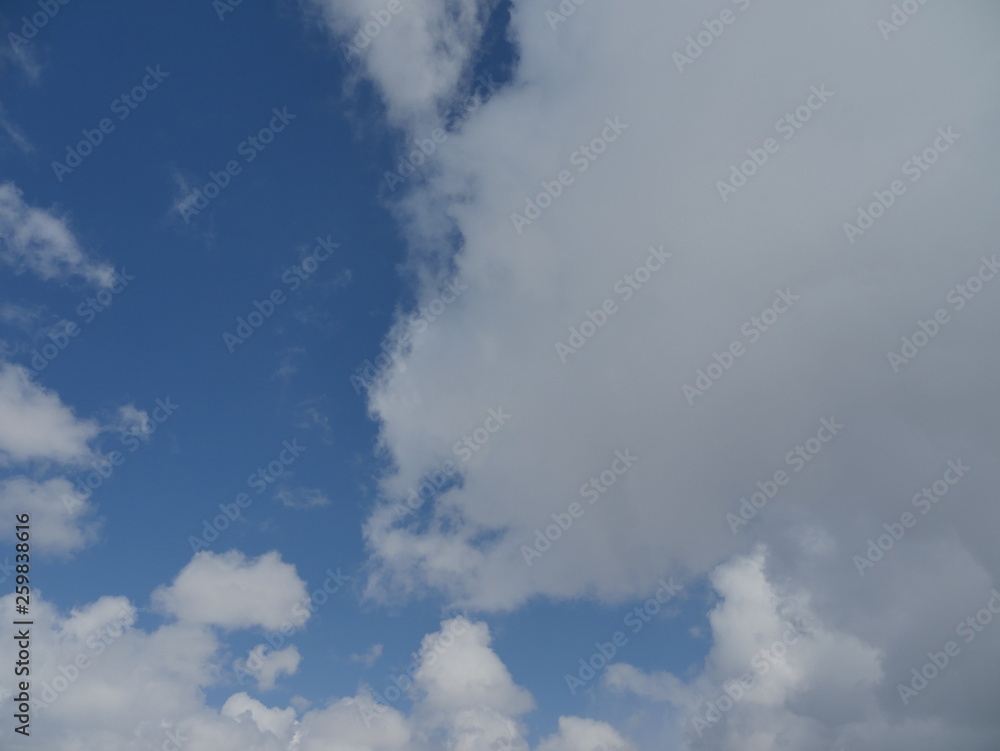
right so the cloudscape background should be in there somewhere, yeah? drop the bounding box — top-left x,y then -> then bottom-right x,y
1,0 -> 999,749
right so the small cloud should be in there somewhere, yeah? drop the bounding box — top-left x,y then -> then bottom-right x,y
350,643 -> 383,667
0,103 -> 33,153
0,302 -> 42,331
168,167 -> 199,217
297,402 -> 333,441
115,404 -> 152,440
274,485 -> 331,510
237,644 -> 301,690
272,346 -> 306,382
273,361 -> 298,380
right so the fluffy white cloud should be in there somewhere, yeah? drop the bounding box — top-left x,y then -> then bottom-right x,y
412,617 -> 534,718
0,476 -> 100,556
0,182 -> 113,286
151,550 -> 311,631
115,404 -> 153,440
0,562 -> 627,751
296,0 -> 1000,748
357,0 -> 1000,610
298,2 -> 1000,746
305,0 -> 495,128
604,547 -> 1000,751
240,645 -> 302,690
0,364 -> 100,465
294,696 -> 413,751
536,717 -> 635,751
222,692 -> 298,738
57,595 -> 137,643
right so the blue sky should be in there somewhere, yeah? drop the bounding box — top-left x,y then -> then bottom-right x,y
2,1 -> 1000,750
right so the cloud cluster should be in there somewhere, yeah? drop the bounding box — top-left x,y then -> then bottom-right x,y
0,182 -> 154,556
0,363 -> 105,555
0,363 -> 99,465
607,548 -> 885,749
0,550 -> 630,751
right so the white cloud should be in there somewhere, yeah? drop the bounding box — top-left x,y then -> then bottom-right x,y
0,364 -> 100,466
342,0 -> 1000,616
412,617 -> 534,719
151,550 -> 311,631
222,692 -> 298,739
306,2 -> 1000,745
58,595 -> 137,643
351,643 -> 384,666
602,547 -> 1000,751
0,476 -> 100,556
0,567 -> 631,750
0,182 -> 114,286
306,0 -> 495,128
241,644 -> 302,690
536,716 -> 636,751
115,403 -> 153,439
